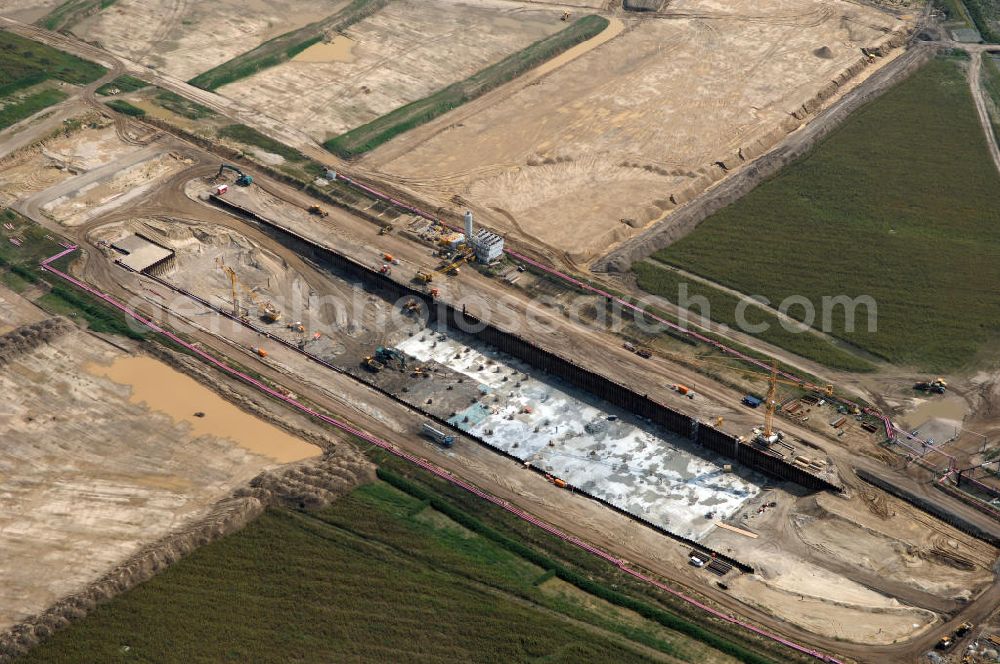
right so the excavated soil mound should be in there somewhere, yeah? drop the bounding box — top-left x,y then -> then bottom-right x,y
0,317 -> 74,366
814,46 -> 834,59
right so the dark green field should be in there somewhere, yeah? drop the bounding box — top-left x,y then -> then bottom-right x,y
20,479 -> 751,664
324,14 -> 609,158
633,262 -> 875,372
104,98 -> 144,116
642,57 -> 1000,371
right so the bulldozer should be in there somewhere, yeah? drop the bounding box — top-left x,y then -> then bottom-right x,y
308,205 -> 329,218
362,356 -> 384,372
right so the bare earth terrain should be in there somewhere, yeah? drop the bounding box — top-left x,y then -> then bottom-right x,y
363,0 -> 908,262
0,315 -> 320,632
71,0 -> 349,80
217,0 -> 565,143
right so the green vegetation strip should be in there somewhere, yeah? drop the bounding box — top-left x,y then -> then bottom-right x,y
0,30 -> 106,90
36,0 -> 118,32
218,124 -> 308,162
377,468 -> 774,664
633,262 -> 875,372
188,0 -> 393,91
151,89 -> 216,119
104,98 -> 144,116
646,58 -> 1000,371
325,14 -> 609,158
964,0 -> 1000,41
95,74 -> 148,96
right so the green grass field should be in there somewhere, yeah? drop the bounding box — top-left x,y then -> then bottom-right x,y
324,14 -> 609,158
633,262 -> 875,372
95,74 -> 147,96
0,29 -> 105,93
188,0 -> 392,91
963,0 -> 1000,41
20,479 -> 755,663
642,57 -> 1000,371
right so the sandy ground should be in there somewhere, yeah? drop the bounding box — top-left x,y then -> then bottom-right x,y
217,0 -> 566,142
41,150 -> 188,226
363,0 -> 906,261
0,0 -> 64,24
0,324 -> 319,631
71,0 -> 349,81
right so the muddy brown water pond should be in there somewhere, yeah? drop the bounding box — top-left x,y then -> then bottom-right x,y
87,355 -> 320,463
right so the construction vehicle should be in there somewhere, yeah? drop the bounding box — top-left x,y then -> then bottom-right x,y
429,287 -> 440,298
374,346 -> 406,370
561,10 -> 570,21
378,225 -> 390,235
256,348 -> 269,358
914,377 -> 948,394
287,321 -> 305,333
415,271 -> 434,283
422,422 -> 454,448
636,348 -> 653,359
956,621 -> 974,637
403,298 -> 421,313
216,163 -> 253,186
936,634 -> 954,650
379,264 -> 391,276
362,356 -> 384,372
673,384 -> 690,395
623,341 -> 636,352
221,265 -> 282,322
308,205 -> 328,218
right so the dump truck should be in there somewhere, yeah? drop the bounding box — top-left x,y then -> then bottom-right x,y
742,395 -> 763,408
673,384 -> 690,395
415,271 -> 433,283
308,205 -> 328,218
256,348 -> 268,358
422,422 -> 454,448
363,356 -> 384,372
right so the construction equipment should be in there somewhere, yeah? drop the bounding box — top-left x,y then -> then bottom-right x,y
415,271 -> 433,283
287,321 -> 305,333
308,205 -> 328,218
914,377 -> 948,394
437,247 -> 473,276
956,621 -> 974,637
362,356 -> 384,372
753,363 -> 783,447
256,348 -> 269,358
379,264 -> 391,275
429,287 -> 440,298
561,10 -> 570,21
374,346 -> 406,370
422,422 -> 454,448
636,348 -> 653,359
216,163 -> 253,186
220,264 -> 281,322
378,225 -> 390,235
403,298 -> 421,314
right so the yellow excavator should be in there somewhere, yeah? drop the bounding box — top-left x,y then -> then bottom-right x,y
221,264 -> 281,323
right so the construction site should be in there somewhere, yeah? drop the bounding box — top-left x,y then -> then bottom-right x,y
4,0 -> 1000,662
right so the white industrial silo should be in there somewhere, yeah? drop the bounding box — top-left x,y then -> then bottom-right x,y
464,210 -> 474,240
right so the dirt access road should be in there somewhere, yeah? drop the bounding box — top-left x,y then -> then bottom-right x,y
967,48 -> 1000,177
